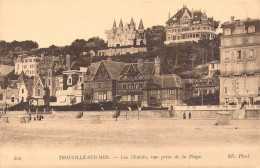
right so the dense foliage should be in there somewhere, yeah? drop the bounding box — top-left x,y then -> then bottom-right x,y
185,93 -> 220,106
0,40 -> 38,56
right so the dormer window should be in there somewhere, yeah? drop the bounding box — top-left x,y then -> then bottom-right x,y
67,76 -> 72,85
225,28 -> 231,35
248,26 -> 255,33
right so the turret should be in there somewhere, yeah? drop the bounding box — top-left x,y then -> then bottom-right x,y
112,20 -> 117,30
119,19 -> 123,28
130,17 -> 135,30
138,19 -> 144,31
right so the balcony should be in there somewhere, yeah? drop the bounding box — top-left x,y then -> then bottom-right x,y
221,69 -> 260,76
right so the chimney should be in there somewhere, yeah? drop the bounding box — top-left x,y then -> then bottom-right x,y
231,16 -> 235,22
138,59 -> 144,71
66,54 -> 71,69
154,56 -> 161,76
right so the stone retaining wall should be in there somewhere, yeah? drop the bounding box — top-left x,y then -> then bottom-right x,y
3,108 -> 260,122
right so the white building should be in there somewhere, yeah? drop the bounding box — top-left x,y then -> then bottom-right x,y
165,5 -> 218,45
15,55 -> 41,77
219,17 -> 260,105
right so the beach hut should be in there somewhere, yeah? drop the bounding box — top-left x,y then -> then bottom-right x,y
90,115 -> 101,124
216,112 -> 231,125
1,116 -> 9,123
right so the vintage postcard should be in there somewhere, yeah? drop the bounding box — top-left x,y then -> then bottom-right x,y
0,0 -> 260,167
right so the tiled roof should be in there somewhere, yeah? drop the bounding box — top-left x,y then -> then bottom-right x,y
222,19 -> 260,33
152,74 -> 182,88
166,7 -> 192,24
102,60 -> 125,79
166,7 -> 208,24
89,62 -> 101,75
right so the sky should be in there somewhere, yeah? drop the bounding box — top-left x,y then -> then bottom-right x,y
0,0 -> 259,48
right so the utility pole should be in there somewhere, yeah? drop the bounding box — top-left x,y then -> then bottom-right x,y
201,90 -> 204,105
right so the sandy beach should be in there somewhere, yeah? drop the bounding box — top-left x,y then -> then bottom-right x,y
0,115 -> 260,168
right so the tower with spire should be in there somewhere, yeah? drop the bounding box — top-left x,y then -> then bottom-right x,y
105,18 -> 146,48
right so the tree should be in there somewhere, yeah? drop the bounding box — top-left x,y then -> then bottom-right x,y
86,37 -> 106,52
145,25 -> 166,51
0,40 -> 8,56
71,39 -> 87,56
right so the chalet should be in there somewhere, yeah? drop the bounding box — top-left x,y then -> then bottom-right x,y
116,58 -> 162,105
28,75 -> 48,106
0,88 -> 19,108
85,59 -> 125,103
17,71 -> 33,103
54,69 -> 83,106
142,74 -> 185,107
45,67 -> 66,97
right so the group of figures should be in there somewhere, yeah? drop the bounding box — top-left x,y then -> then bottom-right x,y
183,112 -> 192,119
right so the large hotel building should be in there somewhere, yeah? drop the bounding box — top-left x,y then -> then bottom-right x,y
219,17 -> 260,105
164,5 -> 218,45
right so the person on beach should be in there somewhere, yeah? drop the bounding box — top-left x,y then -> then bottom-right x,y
183,112 -> 186,119
112,107 -> 120,121
137,106 -> 142,120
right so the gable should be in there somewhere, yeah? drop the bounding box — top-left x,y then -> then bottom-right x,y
93,62 -> 111,80
181,9 -> 191,20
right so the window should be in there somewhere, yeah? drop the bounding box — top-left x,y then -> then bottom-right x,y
105,83 -> 108,88
243,51 -> 247,58
37,89 -> 40,96
48,79 -> 51,86
123,84 -> 126,90
131,84 -> 134,90
79,77 -> 82,82
139,83 -> 143,89
11,97 -> 15,102
249,49 -> 254,57
224,87 -> 227,93
68,77 -> 72,85
98,83 -> 101,88
118,84 -> 121,90
224,51 -> 229,60
248,26 -> 255,33
22,89 -> 24,93
237,51 -> 241,59
0,94 -> 3,100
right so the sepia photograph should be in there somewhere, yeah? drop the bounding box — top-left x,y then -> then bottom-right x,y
0,0 -> 260,167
